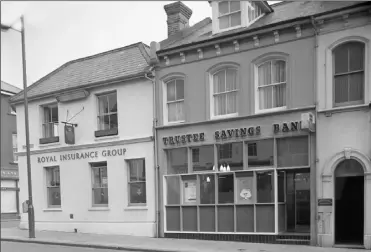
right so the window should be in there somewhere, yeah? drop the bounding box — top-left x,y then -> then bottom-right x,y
247,139 -> 274,167
218,142 -> 243,171
192,145 -> 214,172
97,92 -> 118,130
248,143 -> 257,157
46,166 -> 61,208
257,60 -> 287,111
167,148 -> 188,174
212,68 -> 238,117
219,143 -> 232,159
91,162 -> 108,206
333,41 -> 365,106
127,159 -> 146,205
42,103 -> 59,138
218,1 -> 241,30
12,134 -> 17,163
192,148 -> 200,163
165,78 -> 184,123
277,136 -> 308,167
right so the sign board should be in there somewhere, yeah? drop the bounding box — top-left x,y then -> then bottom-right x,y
318,198 -> 332,206
65,125 -> 75,144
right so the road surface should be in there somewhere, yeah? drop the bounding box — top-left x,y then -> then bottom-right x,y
1,242 -> 142,252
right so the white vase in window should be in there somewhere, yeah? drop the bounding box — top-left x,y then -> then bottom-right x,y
227,165 -> 230,171
219,165 -> 223,172
212,165 -> 216,171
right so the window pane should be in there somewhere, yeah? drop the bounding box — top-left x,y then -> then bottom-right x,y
248,7 -> 252,22
98,115 -> 110,130
109,114 -> 118,129
214,94 -> 227,116
334,45 -> 349,74
51,106 -> 58,122
218,174 -> 234,204
257,171 -> 274,203
176,80 -> 184,100
192,148 -> 199,163
213,70 -> 226,93
259,86 -> 273,109
167,176 -> 180,204
129,159 -> 145,182
129,182 -> 146,204
219,15 -> 229,29
334,75 -> 349,104
230,12 -> 241,27
108,93 -> 117,113
349,72 -> 364,102
92,188 -> 108,205
274,83 -> 286,107
44,107 -> 51,123
192,145 -> 214,172
277,137 -> 309,167
230,1 -> 240,11
278,171 -> 285,203
349,42 -> 364,71
200,174 -> 215,204
226,91 -> 237,114
176,101 -> 184,121
236,172 -> 254,204
226,69 -> 237,91
167,80 -> 176,102
47,187 -> 61,207
258,61 -> 271,86
12,134 -> 17,148
272,60 -> 286,83
168,102 -> 177,122
92,167 -> 108,187
218,142 -> 243,171
167,148 -> 188,174
248,139 -> 274,167
219,1 -> 229,15
182,176 -> 197,204
98,95 -> 109,115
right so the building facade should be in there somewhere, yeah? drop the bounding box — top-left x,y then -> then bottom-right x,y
1,81 -> 22,220
9,43 -> 158,237
314,6 -> 371,249
150,0 -> 371,248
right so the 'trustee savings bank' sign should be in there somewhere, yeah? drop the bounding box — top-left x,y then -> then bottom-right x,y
37,148 -> 126,163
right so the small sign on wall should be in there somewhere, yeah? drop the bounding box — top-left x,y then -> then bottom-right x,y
318,198 -> 332,206
65,125 -> 75,145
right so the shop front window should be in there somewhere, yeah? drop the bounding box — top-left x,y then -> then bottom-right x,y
277,136 -> 308,167
167,148 -> 188,174
217,142 -> 243,171
247,139 -> 274,167
192,145 -> 214,172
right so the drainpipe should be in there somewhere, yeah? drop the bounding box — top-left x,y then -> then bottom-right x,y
144,68 -> 160,238
310,16 -> 319,247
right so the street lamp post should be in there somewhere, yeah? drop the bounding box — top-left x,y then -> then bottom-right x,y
1,15 -> 35,238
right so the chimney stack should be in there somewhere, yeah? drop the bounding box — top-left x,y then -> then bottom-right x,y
164,1 -> 193,37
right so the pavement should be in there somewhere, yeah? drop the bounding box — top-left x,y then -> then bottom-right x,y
0,227 -> 368,252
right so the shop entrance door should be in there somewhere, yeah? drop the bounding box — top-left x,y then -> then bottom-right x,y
335,159 -> 364,245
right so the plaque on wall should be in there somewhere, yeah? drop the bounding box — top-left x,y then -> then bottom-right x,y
318,198 -> 332,206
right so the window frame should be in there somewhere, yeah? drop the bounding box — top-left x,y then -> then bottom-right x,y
96,91 -> 118,131
208,63 -> 240,120
45,166 -> 61,209
253,53 -> 290,114
325,36 -> 370,110
332,41 -> 366,107
41,103 -> 59,138
164,78 -> 185,124
91,162 -> 109,207
12,133 -> 18,163
162,74 -> 186,125
217,1 -> 242,31
127,158 -> 147,206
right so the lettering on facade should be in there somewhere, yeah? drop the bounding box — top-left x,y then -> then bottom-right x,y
163,133 -> 205,145
37,148 -> 126,163
273,121 -> 301,133
215,126 -> 261,139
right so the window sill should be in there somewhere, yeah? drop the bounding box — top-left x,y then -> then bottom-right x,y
211,113 -> 238,120
124,205 -> 148,211
94,128 -> 118,138
88,207 -> 110,211
39,136 -> 60,145
7,113 -> 16,116
214,24 -> 243,35
318,104 -> 369,114
164,120 -> 185,126
39,142 -> 61,148
255,106 -> 287,114
9,162 -> 18,165
94,135 -> 120,142
43,208 -> 62,212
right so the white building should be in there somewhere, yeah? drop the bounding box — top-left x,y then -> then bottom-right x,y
9,42 -> 157,237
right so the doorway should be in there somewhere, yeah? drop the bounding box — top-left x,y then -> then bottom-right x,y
335,159 -> 364,245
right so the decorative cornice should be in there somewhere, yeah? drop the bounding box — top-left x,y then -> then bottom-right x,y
180,52 -> 185,63
342,14 -> 349,27
233,40 -> 239,52
164,56 -> 170,66
215,44 -> 221,56
273,30 -> 279,43
253,36 -> 259,47
295,25 -> 302,38
197,48 -> 203,59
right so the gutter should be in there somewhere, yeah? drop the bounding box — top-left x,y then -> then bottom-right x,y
144,67 -> 160,238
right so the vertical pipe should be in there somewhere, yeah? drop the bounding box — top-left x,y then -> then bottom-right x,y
21,15 -> 35,238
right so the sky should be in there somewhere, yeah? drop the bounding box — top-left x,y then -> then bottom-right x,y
1,1 -> 279,89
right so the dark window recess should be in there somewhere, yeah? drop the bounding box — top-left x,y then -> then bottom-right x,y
39,136 -> 59,144
94,128 -> 118,138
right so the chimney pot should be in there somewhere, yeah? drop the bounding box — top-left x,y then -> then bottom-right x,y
164,1 -> 193,37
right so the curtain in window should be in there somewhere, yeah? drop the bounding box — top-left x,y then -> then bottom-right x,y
167,79 -> 185,122
213,68 -> 237,116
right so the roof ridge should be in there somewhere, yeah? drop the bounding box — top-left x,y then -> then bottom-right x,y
10,42 -> 148,102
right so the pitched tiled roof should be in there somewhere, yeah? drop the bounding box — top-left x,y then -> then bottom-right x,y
159,1 -> 368,51
1,81 -> 22,95
10,42 -> 150,103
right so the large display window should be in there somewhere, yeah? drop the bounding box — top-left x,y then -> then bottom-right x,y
163,135 -> 311,234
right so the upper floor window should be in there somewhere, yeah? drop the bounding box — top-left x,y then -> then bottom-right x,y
42,103 -> 59,138
256,59 -> 287,112
218,1 -> 241,30
333,41 -> 365,107
97,92 -> 118,130
12,133 -> 18,163
211,67 -> 238,118
46,166 -> 61,208
165,78 -> 184,123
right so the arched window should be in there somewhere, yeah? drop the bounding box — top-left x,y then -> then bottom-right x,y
333,41 -> 365,107
211,67 -> 238,117
257,59 -> 287,111
164,78 -> 184,123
